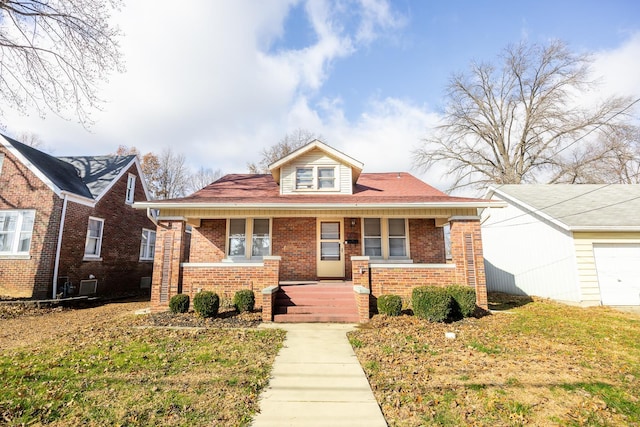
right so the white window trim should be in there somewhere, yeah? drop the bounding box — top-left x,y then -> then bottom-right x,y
226,218 -> 272,260
0,153 -> 4,176
125,174 -> 136,204
139,228 -> 156,261
0,209 -> 35,255
294,165 -> 339,191
361,217 -> 410,260
84,217 -> 104,260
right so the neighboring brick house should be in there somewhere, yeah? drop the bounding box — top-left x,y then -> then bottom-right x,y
135,140 -> 499,322
0,133 -> 156,299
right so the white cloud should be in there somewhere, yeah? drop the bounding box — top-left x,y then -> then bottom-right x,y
3,2 -> 638,197
592,32 -> 640,101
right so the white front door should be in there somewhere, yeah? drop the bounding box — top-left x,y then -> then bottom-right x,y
593,243 -> 640,306
317,219 -> 344,278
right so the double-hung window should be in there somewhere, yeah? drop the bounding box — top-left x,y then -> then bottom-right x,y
0,210 -> 35,255
295,166 -> 337,190
228,218 -> 271,259
363,218 -> 382,258
388,219 -> 407,257
317,167 -> 335,189
139,228 -> 156,261
126,174 -> 136,204
84,217 -> 104,258
362,218 -> 408,260
295,168 -> 313,189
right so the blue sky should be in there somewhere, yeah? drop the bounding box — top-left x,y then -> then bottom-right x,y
3,0 -> 640,193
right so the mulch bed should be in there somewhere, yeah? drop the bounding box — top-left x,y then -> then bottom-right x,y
132,307 -> 263,328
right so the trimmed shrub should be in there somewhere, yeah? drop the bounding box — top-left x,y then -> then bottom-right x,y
412,286 -> 451,322
233,290 -> 255,312
377,294 -> 402,316
169,294 -> 190,314
193,291 -> 220,318
448,285 -> 477,318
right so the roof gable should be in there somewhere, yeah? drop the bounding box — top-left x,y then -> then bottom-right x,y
58,155 -> 139,200
1,133 -> 145,203
268,140 -> 364,184
489,184 -> 640,230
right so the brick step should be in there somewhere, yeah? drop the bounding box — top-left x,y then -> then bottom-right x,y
278,287 -> 353,294
276,295 -> 356,305
273,313 -> 360,323
274,305 -> 358,315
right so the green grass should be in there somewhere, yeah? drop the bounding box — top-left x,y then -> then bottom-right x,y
0,327 -> 285,426
349,295 -> 640,426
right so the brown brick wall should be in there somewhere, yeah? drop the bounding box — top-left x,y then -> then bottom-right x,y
189,219 -> 226,262
370,266 -> 457,302
272,217 -> 316,280
57,164 -> 154,296
0,147 -> 154,299
450,219 -> 487,309
182,260 -> 279,309
409,218 -> 446,263
0,147 -> 61,298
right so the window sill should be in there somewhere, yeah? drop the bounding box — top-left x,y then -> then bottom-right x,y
139,258 -> 154,263
83,257 -> 103,262
0,254 -> 31,260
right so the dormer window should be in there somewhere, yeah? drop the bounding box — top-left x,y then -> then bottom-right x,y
296,168 -> 313,189
317,167 -> 335,189
295,166 -> 337,191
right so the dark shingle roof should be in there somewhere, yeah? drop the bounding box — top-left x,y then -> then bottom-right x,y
2,134 -> 135,200
58,155 -> 136,199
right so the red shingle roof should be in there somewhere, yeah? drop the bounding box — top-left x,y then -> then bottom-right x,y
163,173 -> 485,205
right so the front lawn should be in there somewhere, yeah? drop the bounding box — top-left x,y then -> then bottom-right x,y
0,311 -> 285,426
349,294 -> 640,426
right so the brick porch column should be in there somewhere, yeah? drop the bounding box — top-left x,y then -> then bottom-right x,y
351,256 -> 370,290
260,256 -> 281,322
150,219 -> 187,312
449,217 -> 488,310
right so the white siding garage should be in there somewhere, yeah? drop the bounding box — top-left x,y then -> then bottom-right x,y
593,244 -> 640,306
482,184 -> 640,307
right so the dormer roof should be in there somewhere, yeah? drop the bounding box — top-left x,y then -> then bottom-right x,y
268,139 -> 363,184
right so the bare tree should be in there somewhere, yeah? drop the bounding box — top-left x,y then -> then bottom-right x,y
558,125 -> 640,184
413,40 -> 636,191
248,129 -> 321,173
187,166 -> 223,193
0,0 -> 123,125
153,148 -> 190,200
16,131 -> 43,149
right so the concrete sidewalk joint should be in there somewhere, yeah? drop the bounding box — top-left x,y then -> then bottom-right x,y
251,323 -> 387,427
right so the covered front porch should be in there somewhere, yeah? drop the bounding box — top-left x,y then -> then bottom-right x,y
148,212 -> 487,322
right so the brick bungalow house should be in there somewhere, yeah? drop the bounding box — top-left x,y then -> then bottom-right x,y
134,140 -> 498,322
0,133 -> 156,299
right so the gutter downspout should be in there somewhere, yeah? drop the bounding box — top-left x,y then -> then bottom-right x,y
52,194 -> 69,299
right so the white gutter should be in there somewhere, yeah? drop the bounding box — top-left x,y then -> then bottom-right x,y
52,193 -> 69,299
133,200 -> 506,210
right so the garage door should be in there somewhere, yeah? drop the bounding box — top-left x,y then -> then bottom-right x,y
593,244 -> 640,306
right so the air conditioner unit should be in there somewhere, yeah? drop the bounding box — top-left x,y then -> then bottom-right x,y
79,279 -> 98,296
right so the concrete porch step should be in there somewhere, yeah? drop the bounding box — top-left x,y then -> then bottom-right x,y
273,313 -> 360,323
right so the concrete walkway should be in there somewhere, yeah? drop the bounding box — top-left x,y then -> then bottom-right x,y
251,323 -> 387,427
